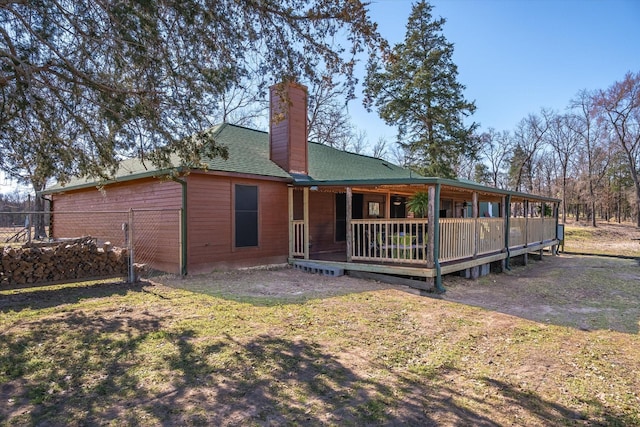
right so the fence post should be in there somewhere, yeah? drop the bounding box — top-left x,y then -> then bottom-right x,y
128,208 -> 135,283
179,208 -> 186,276
26,214 -> 32,243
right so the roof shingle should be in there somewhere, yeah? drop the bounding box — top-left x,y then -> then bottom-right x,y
44,123 -> 414,192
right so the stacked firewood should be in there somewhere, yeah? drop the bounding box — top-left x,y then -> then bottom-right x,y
0,237 -> 129,287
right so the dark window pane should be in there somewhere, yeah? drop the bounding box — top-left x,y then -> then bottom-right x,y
235,185 -> 258,247
236,212 -> 258,247
235,185 -> 258,211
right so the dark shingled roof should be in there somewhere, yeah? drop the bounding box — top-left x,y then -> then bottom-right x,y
43,123 -> 415,193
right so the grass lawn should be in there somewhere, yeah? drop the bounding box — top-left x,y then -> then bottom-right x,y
1,221 -> 639,426
563,220 -> 640,257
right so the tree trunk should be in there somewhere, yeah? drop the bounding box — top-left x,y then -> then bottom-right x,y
561,173 -> 567,223
33,196 -> 46,239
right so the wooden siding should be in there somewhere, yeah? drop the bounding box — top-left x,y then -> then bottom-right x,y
51,174 -> 292,274
51,178 -> 182,273
52,178 -> 182,211
287,84 -> 308,174
185,174 -> 289,273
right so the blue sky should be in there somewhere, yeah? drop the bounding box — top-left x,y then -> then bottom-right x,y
2,0 -> 639,194
350,0 -> 640,141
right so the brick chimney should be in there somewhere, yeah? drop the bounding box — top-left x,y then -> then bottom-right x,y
269,81 -> 308,175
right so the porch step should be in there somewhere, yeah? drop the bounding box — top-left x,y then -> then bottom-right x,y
292,261 -> 344,277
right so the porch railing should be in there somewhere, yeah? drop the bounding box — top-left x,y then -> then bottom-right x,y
351,219 -> 428,264
509,218 -> 526,248
477,218 -> 505,256
544,220 -> 556,241
509,217 -> 555,249
527,218 -> 544,243
439,218 -> 475,262
292,220 -> 304,257
291,216 -> 558,265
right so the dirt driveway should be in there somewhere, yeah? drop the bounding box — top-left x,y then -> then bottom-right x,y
160,253 -> 640,334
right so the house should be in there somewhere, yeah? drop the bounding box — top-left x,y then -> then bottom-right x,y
41,82 -> 561,291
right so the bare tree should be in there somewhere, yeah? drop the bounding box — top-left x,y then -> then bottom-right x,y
371,136 -> 388,159
390,143 -> 411,168
219,84 -> 269,129
478,128 -> 512,188
570,89 -> 610,226
454,152 -> 477,181
349,129 -> 368,154
545,112 -> 581,222
307,76 -> 355,148
594,72 -> 640,226
509,111 -> 552,192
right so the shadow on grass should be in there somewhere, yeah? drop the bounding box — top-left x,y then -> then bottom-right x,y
446,254 -> 640,334
0,280 -> 149,313
1,309 -> 634,425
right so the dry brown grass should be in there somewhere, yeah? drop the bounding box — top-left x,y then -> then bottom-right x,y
1,222 -> 639,426
562,219 -> 640,257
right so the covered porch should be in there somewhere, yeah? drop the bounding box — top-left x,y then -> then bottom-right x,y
287,178 -> 560,292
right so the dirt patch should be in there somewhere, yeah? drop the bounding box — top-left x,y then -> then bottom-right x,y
563,220 -> 640,257
157,267 -> 395,304
158,252 -> 640,334
445,254 -> 640,333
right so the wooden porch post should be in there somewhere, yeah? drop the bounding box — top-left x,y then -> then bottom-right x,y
472,191 -> 479,258
524,200 -> 529,248
303,186 -> 310,260
541,201 -> 546,243
346,187 -> 353,262
471,191 -> 479,279
501,196 -> 507,272
427,184 -> 445,291
288,186 -> 294,259
427,185 -> 436,269
523,199 -> 529,265
553,202 -> 560,255
385,191 -> 391,218
433,184 -> 445,292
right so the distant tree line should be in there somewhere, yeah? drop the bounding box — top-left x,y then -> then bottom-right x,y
457,71 -> 640,227
0,192 -> 31,228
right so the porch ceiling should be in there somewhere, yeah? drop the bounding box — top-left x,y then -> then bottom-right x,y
294,183 -> 508,203
292,177 -> 560,204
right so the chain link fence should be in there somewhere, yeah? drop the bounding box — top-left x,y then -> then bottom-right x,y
1,209 -> 182,281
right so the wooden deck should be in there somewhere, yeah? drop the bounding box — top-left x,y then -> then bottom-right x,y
289,192 -> 561,291
290,238 -> 560,287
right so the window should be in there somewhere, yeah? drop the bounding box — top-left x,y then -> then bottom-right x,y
235,185 -> 258,247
